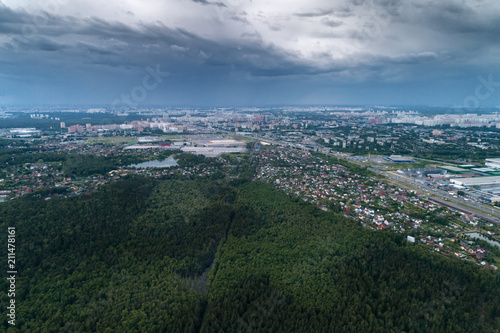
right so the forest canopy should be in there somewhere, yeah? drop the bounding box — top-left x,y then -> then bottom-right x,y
0,176 -> 499,332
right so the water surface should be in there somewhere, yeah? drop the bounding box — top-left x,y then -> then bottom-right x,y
129,157 -> 178,168
465,232 -> 500,248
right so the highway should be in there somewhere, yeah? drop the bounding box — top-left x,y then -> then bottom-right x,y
234,134 -> 500,225
367,167 -> 500,225
427,196 -> 500,224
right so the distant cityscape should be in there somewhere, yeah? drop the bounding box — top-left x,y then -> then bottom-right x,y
1,108 -> 500,267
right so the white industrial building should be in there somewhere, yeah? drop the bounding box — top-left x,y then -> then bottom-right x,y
450,176 -> 500,186
485,158 -> 500,170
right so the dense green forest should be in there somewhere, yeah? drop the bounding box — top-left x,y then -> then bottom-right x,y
1,176 -> 499,332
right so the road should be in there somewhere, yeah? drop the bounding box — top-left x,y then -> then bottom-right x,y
367,167 -> 500,225
427,196 -> 499,224
235,134 -> 500,225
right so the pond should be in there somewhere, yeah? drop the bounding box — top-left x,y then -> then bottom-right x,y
128,157 -> 178,168
464,232 -> 500,248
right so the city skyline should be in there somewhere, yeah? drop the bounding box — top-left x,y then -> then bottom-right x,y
1,0 -> 500,107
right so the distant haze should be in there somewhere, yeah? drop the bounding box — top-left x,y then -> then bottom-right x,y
1,0 -> 500,107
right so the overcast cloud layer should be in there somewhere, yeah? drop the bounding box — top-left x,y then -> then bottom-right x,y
0,0 -> 499,107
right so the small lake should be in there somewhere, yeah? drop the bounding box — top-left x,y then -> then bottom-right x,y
465,232 -> 500,248
128,157 -> 178,169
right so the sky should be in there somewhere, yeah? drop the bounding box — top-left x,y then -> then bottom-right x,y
0,0 -> 499,107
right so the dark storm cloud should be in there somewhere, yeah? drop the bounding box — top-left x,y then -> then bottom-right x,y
0,2 -> 24,23
413,1 -> 500,38
0,3 -> 75,37
0,5 -> 32,34
32,36 -> 66,51
0,22 -> 21,34
0,7 -> 320,79
1,0 -> 499,106
0,0 -> 477,80
33,14 -> 316,76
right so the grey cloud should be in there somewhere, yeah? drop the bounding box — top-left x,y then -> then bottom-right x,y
0,2 -> 25,23
419,2 -> 499,35
385,52 -> 441,65
372,0 -> 402,16
76,41 -> 118,55
337,0 -> 402,18
47,15 -> 318,78
0,5 -> 33,35
230,14 -> 249,24
4,35 -> 66,52
191,0 -> 227,7
295,9 -> 335,18
322,18 -> 343,28
0,22 -> 21,34
240,30 -> 261,39
171,45 -> 189,52
34,36 -> 66,51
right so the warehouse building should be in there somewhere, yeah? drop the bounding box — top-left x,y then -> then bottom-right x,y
438,166 -> 468,174
450,176 -> 500,186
